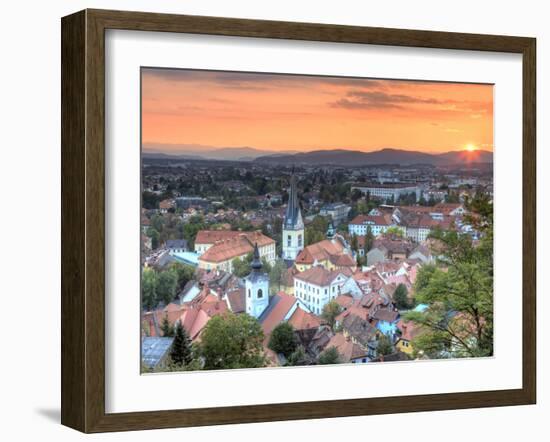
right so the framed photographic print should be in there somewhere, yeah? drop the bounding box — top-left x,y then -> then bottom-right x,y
61,9 -> 536,433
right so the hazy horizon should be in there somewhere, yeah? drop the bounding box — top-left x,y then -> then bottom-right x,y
142,68 -> 494,154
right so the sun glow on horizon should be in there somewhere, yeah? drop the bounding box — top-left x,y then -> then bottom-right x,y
465,143 -> 477,152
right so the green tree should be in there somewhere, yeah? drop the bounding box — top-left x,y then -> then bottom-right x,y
377,334 -> 394,356
269,259 -> 287,294
157,270 -> 178,305
405,196 -> 493,358
321,300 -> 343,331
318,346 -> 340,365
231,252 -> 253,278
141,268 -> 158,310
364,225 -> 374,254
160,314 -> 174,337
198,313 -> 266,370
386,226 -> 404,238
287,346 -> 310,366
151,214 -> 164,232
305,215 -> 329,246
393,283 -> 410,310
146,227 -> 160,250
268,322 -> 298,358
350,234 -> 359,254
170,262 -> 195,290
170,321 -> 193,366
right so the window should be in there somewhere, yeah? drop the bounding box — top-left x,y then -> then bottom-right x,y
287,234 -> 291,247
257,289 -> 263,298
298,234 -> 303,247
248,289 -> 251,298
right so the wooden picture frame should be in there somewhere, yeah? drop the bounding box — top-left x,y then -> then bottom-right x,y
61,9 -> 536,433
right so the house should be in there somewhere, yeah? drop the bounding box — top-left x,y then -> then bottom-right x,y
197,231 -> 276,273
395,319 -> 423,355
351,182 -> 420,202
324,333 -> 369,364
141,337 -> 174,370
142,288 -> 229,342
371,307 -> 400,337
159,199 -> 175,213
319,203 -> 351,226
195,230 -> 250,255
293,266 -> 354,315
409,243 -> 433,264
258,292 -> 310,336
280,265 -> 300,295
165,239 -> 188,254
433,202 -> 466,216
340,314 -> 379,351
295,226 -> 355,272
348,214 -> 394,237
366,236 -> 414,265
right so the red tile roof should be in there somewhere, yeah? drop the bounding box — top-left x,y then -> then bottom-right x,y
294,266 -> 344,287
325,333 -> 367,362
288,307 -> 321,331
295,239 -> 347,265
259,292 -> 298,336
350,214 -> 393,226
198,231 -> 275,263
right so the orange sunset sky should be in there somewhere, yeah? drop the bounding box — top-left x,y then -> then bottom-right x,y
141,68 -> 494,154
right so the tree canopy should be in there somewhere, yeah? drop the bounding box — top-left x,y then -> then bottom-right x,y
318,346 -> 340,365
198,313 -> 266,370
170,321 -> 193,366
268,322 -> 298,358
405,194 -> 493,358
321,300 -> 343,331
393,283 -> 411,310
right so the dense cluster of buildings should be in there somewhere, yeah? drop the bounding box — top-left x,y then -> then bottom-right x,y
141,170 -> 473,370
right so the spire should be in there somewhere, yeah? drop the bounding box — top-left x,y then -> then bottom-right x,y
251,242 -> 262,271
284,172 -> 303,229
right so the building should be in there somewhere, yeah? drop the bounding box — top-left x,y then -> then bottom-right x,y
351,183 -> 420,202
348,214 -> 394,237
141,337 -> 174,370
366,236 -> 413,266
165,239 -> 188,254
197,231 -> 276,273
282,173 -> 305,262
319,203 -> 351,226
245,244 -> 270,319
175,196 -> 209,210
293,266 -> 353,315
324,333 -> 369,364
194,230 -> 243,255
159,199 -> 175,213
294,222 -> 356,272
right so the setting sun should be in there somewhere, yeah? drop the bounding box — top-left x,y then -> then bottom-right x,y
465,143 -> 477,152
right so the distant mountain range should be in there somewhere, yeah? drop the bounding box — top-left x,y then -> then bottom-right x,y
143,143 -> 298,162
254,148 -> 493,166
142,145 -> 492,166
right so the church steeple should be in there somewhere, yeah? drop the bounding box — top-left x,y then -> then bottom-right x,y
251,242 -> 262,271
282,171 -> 305,262
284,173 -> 304,230
245,243 -> 269,319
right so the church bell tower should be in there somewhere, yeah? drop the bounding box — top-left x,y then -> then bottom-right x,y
282,173 -> 304,262
245,243 -> 270,319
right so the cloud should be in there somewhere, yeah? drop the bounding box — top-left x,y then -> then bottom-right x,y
142,67 -> 414,93
330,90 -> 449,110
